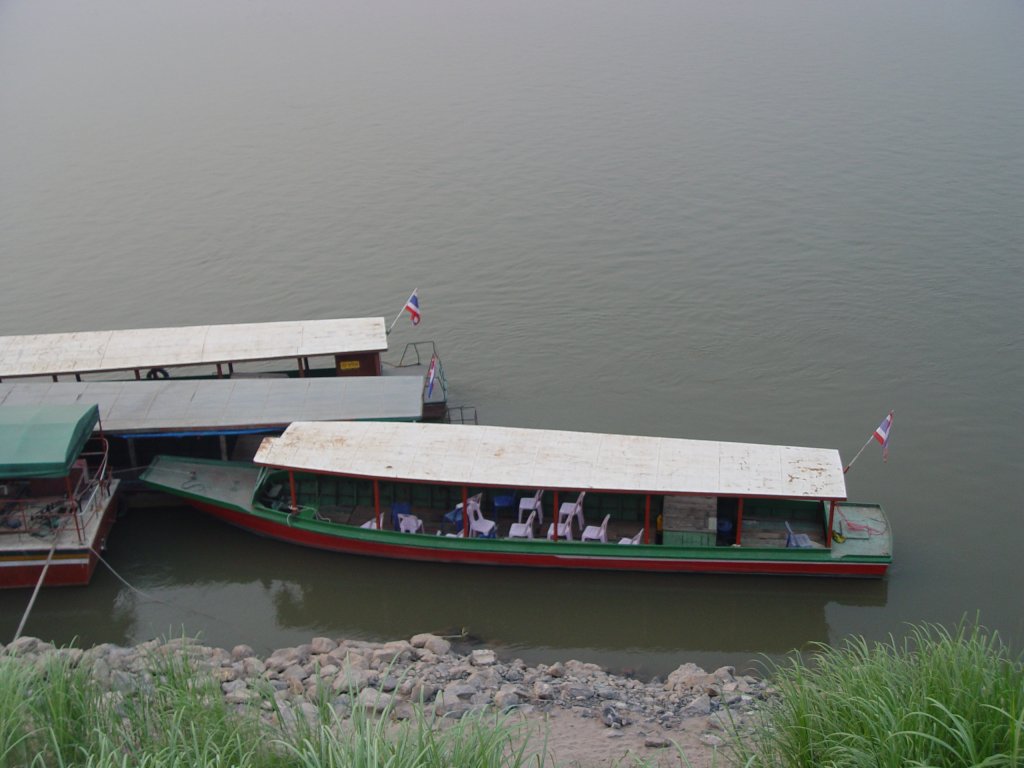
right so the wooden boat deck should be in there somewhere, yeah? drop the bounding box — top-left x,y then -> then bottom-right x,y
142,459 -> 262,510
0,480 -> 120,556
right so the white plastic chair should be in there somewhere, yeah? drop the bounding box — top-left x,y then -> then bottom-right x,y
467,500 -> 497,538
508,509 -> 536,539
581,514 -> 610,543
785,522 -> 813,548
398,514 -> 424,534
546,516 -> 573,541
618,529 -> 643,545
518,490 -> 544,526
557,492 -> 586,533
360,518 -> 381,530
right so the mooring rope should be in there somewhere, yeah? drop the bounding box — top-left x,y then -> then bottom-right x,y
90,545 -> 226,624
12,537 -> 60,643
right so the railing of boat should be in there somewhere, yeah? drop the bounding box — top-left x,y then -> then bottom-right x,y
445,405 -> 478,425
390,340 -> 450,404
394,340 -> 439,368
68,437 -> 113,543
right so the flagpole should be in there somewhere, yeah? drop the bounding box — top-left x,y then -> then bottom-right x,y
843,409 -> 894,474
387,287 -> 417,336
843,434 -> 876,474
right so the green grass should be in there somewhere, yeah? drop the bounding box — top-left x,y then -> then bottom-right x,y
0,648 -> 544,768
735,619 -> 1024,768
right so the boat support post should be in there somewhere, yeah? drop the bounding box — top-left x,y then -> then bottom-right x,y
644,494 -> 651,544
288,471 -> 298,513
461,487 -> 468,537
373,479 -> 381,529
827,500 -> 836,547
552,492 -> 559,541
736,498 -> 744,545
66,475 -> 84,544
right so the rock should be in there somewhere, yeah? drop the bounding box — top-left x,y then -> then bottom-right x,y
225,688 -> 256,705
470,649 -> 496,666
644,737 -> 672,748
310,637 -> 337,655
439,682 -> 477,705
411,633 -> 452,656
601,704 -> 627,728
700,733 -> 724,748
241,657 -> 266,677
231,644 -> 255,660
533,681 -> 554,700
408,680 -> 439,705
596,685 -> 623,700
357,688 -> 394,713
7,636 -> 42,656
562,683 -> 595,700
332,667 -> 375,692
281,664 -> 306,682
713,665 -> 736,682
371,643 -> 413,669
682,694 -> 712,717
493,687 -> 521,711
266,647 -> 306,673
222,679 -> 248,694
707,711 -> 739,731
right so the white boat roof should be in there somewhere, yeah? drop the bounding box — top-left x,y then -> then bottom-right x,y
255,421 -> 848,500
0,377 -> 422,434
0,318 -> 387,378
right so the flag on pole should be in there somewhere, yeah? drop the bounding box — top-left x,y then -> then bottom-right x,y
403,289 -> 421,326
873,410 -> 894,461
426,354 -> 437,397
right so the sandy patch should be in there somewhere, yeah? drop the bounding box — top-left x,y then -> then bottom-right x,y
514,708 -> 733,768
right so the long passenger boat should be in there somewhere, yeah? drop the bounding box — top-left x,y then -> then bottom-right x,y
0,404 -> 120,588
141,421 -> 892,578
0,317 -> 450,420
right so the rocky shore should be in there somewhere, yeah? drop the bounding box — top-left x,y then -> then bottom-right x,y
3,634 -> 772,766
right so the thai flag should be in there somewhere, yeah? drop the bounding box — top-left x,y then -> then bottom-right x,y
403,289 -> 421,326
426,354 -> 437,397
873,411 -> 894,461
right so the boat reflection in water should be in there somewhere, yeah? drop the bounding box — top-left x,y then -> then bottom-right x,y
1,506 -> 887,679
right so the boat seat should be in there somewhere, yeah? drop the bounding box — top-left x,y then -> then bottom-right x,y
518,490 -> 544,526
397,513 -> 424,534
444,493 -> 482,531
508,509 -> 536,539
618,529 -> 643,545
785,522 -> 814,548
555,492 -> 586,535
546,520 -> 573,541
581,514 -> 610,543
467,500 -> 497,538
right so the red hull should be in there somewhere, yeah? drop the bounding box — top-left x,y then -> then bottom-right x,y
191,500 -> 888,578
0,503 -> 117,589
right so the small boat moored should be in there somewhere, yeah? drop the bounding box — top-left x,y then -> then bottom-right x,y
141,421 -> 892,578
0,404 -> 120,588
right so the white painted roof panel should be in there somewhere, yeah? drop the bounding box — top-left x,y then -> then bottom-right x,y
254,421 -> 847,499
0,376 -> 422,434
0,318 -> 387,377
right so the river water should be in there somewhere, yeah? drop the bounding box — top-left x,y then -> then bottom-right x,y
1,0 -> 1021,677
